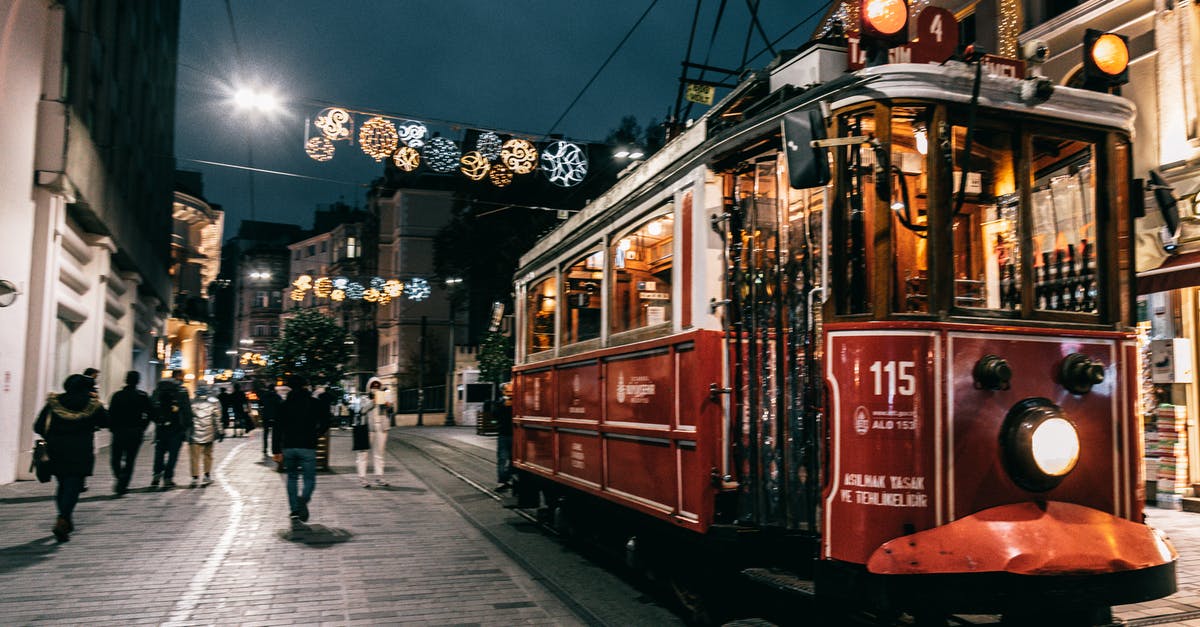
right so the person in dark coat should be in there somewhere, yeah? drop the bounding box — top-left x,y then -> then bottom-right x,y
494,382 -> 514,491
257,381 -> 281,458
107,370 -> 154,494
34,374 -> 109,542
151,369 -> 193,488
217,387 -> 233,430
271,375 -> 330,522
230,383 -> 250,433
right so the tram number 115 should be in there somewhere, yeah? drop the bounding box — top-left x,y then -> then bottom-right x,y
869,361 -> 917,397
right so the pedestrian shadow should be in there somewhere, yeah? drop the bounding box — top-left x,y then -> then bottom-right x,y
365,485 -> 425,493
278,523 -> 353,547
0,492 -> 124,505
0,536 -> 62,572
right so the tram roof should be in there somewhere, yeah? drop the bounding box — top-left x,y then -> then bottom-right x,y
518,57 -> 1136,277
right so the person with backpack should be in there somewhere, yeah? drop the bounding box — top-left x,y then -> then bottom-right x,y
34,374 -> 109,542
107,370 -> 154,495
151,369 -> 193,488
271,375 -> 331,522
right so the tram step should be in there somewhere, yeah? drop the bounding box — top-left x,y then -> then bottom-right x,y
741,567 -> 816,597
1182,495 -> 1200,514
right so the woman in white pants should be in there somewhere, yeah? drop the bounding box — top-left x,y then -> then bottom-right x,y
356,394 -> 388,487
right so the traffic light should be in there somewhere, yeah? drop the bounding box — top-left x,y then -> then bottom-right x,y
860,0 -> 909,49
1082,29 -> 1129,91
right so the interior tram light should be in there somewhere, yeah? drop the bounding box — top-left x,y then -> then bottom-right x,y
1082,29 -> 1129,91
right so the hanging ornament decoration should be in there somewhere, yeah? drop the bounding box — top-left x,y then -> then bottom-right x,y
476,131 -> 502,161
383,279 -> 404,299
369,277 -> 385,291
359,116 -> 399,161
363,288 -> 382,303
314,107 -> 353,141
398,121 -> 428,149
333,276 -> 349,290
424,136 -> 461,173
313,277 -> 333,298
393,146 -> 421,172
345,281 -> 366,300
305,136 -> 335,162
489,161 -> 514,188
460,151 -> 491,181
540,140 -> 589,187
406,277 -> 432,301
501,138 -> 539,174
330,289 -> 346,302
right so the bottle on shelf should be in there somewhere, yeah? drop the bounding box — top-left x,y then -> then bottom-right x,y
1037,252 -> 1051,310
1063,244 -> 1077,311
1049,250 -> 1064,310
1004,263 -> 1019,310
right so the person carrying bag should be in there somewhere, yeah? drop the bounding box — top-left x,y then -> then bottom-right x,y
33,374 -> 109,542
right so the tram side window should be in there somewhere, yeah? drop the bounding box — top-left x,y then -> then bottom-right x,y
562,251 -> 603,344
610,214 -> 674,334
1031,136 -> 1097,313
835,110 -> 875,315
526,276 -> 556,354
890,107 -> 931,313
950,125 -> 1020,312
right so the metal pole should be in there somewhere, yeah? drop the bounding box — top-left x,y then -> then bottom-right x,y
444,312 -> 456,426
417,315 -> 426,426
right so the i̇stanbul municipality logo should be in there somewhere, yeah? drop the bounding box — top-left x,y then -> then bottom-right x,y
616,372 -> 626,404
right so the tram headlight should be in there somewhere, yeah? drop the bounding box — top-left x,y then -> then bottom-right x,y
1000,398 -> 1080,492
1082,29 -> 1129,91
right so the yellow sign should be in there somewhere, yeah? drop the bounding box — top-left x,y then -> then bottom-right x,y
685,83 -> 715,105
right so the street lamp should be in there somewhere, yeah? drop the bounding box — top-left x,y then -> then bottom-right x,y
229,84 -> 283,219
614,145 -> 645,160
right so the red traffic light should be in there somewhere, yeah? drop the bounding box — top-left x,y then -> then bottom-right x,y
1082,29 -> 1129,90
861,0 -> 909,46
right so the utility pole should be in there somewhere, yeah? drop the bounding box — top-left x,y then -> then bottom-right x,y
416,315 -> 426,426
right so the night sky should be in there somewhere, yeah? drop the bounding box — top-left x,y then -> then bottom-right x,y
174,0 -> 828,233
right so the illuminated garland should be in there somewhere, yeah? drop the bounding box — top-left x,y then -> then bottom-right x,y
314,107 -> 353,141
489,161 -> 514,188
476,131 -> 502,161
424,136 -> 461,173
305,136 -> 334,162
359,116 -> 399,161
460,151 -> 491,181
290,274 -> 437,305
501,138 -> 538,174
393,146 -> 421,172
398,121 -> 428,148
540,141 -> 588,187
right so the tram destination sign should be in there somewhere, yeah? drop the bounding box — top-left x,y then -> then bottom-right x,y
846,6 -> 1024,78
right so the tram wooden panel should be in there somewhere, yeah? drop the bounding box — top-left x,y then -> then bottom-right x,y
605,350 -> 673,427
556,361 -> 600,420
557,429 -> 602,486
606,435 -> 676,512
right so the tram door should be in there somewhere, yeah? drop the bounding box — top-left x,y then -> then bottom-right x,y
721,154 -> 824,532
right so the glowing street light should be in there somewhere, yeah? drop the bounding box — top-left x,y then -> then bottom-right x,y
233,86 -> 280,113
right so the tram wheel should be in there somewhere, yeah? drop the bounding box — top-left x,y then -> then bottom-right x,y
669,569 -> 717,626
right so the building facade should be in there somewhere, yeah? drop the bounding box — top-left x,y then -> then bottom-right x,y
167,172 -> 224,394
0,1 -> 180,482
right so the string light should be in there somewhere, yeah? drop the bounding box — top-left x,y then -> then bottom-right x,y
345,281 -> 366,300
290,288 -> 306,302
406,277 -> 431,301
501,138 -> 538,174
313,277 -> 332,298
314,107 -> 353,141
364,288 -> 381,303
424,136 -> 461,173
540,140 -> 588,187
331,289 -> 346,302
305,136 -> 335,162
398,121 -> 428,148
359,116 -> 399,161
383,279 -> 404,298
476,131 -> 502,161
460,151 -> 491,180
489,161 -> 514,187
369,277 -> 385,290
393,146 -> 420,172
998,0 -> 1020,59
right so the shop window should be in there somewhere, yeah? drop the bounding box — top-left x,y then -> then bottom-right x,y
948,124 -> 1020,312
1030,136 -> 1097,313
890,107 -> 932,313
526,275 -> 556,353
562,251 -> 603,345
610,213 -> 674,334
834,109 -> 875,315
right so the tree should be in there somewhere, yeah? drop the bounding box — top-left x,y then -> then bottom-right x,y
477,331 -> 513,384
265,310 -> 353,389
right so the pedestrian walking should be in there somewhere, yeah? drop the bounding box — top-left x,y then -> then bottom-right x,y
187,401 -> 222,487
33,374 -> 109,542
217,387 -> 232,431
230,383 -> 250,435
80,367 -> 102,493
107,370 -> 154,495
355,392 -> 389,487
151,369 -> 193,488
494,382 -> 514,492
257,381 -> 281,458
271,375 -> 331,522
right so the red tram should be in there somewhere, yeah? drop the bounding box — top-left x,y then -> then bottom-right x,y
509,18 -> 1177,624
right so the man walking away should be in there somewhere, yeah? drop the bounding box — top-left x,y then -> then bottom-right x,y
258,381 -> 281,458
107,371 -> 154,494
152,369 -> 193,488
272,375 -> 330,522
188,401 -> 222,487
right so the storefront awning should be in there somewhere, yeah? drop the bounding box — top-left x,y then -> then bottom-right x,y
1138,250 -> 1200,294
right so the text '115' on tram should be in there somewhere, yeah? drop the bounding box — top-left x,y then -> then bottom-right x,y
508,3 -> 1176,624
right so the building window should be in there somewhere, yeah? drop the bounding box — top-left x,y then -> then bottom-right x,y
320,241 -> 327,253
293,250 -> 300,260
347,236 -> 359,259
307,245 -> 316,257
254,325 -> 269,337
610,212 -> 673,334
526,275 -> 556,354
562,251 -> 602,345
255,291 -> 269,307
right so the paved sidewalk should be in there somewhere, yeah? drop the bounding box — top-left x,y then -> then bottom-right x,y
0,428 -> 581,626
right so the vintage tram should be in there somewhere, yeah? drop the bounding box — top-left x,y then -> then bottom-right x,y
509,20 -> 1177,624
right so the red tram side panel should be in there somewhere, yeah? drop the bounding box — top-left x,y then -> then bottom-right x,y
512,330 -> 725,531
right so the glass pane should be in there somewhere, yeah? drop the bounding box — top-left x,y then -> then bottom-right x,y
610,213 -> 674,334
526,276 -> 556,353
835,110 -> 875,315
1031,136 -> 1097,313
561,251 -> 603,344
890,107 -> 931,313
951,125 -> 1020,311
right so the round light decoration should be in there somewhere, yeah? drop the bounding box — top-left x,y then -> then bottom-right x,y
424,136 -> 461,173
313,277 -> 333,298
460,151 -> 491,181
393,146 -> 421,172
406,277 -> 432,301
540,140 -> 589,187
363,288 -> 382,303
305,136 -> 335,162
345,281 -> 366,300
501,139 -> 539,174
383,280 -> 404,298
489,162 -> 514,188
864,0 -> 908,35
359,116 -> 399,162
330,289 -> 346,302
476,131 -> 502,161
1091,33 -> 1129,76
314,107 -> 353,141
398,121 -> 428,148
